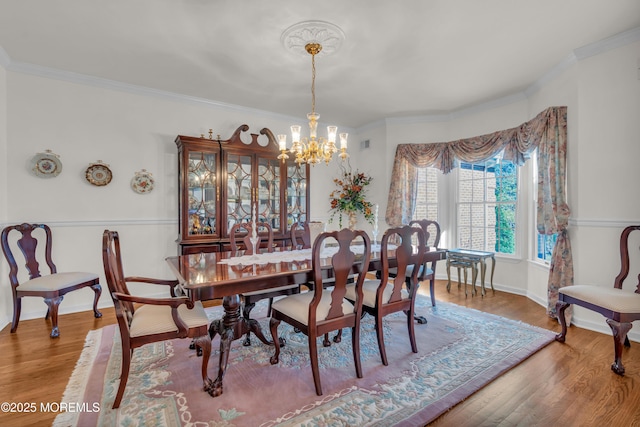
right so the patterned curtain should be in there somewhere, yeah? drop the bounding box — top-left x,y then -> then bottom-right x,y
535,108 -> 573,320
386,143 -> 447,226
386,106 -> 572,319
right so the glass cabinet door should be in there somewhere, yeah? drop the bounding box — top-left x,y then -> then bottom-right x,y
287,163 -> 307,226
187,150 -> 217,236
257,157 -> 281,232
177,128 -> 310,254
226,153 -> 253,230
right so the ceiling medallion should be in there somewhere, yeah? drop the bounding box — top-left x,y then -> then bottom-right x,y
281,20 -> 345,57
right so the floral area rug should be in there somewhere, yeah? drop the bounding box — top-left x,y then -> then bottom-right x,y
55,296 -> 556,426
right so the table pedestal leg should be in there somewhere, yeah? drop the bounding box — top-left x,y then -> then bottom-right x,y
206,294 -> 273,397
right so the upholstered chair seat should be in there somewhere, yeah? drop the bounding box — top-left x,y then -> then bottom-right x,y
346,279 -> 410,308
559,285 -> 640,314
271,289 -> 354,326
18,272 -> 98,292
129,301 -> 208,338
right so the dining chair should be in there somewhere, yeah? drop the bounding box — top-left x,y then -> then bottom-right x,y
230,221 -> 300,346
388,219 -> 441,309
346,225 -> 426,365
289,220 -> 344,345
556,225 -> 640,375
269,228 -> 372,395
1,223 -> 102,338
102,230 -> 211,409
290,221 -> 311,249
229,221 -> 275,254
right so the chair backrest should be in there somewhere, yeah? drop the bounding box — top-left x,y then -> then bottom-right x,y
229,222 -> 274,254
614,225 -> 640,293
409,219 -> 441,248
311,229 -> 371,321
381,225 -> 426,303
409,219 -> 441,278
1,223 -> 56,287
102,230 -> 135,322
290,221 -> 311,249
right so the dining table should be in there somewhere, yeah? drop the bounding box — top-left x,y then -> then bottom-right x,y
165,244 -> 447,398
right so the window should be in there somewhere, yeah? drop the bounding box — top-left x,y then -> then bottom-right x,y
532,150 -> 557,263
537,233 -> 557,262
457,154 -> 517,254
413,167 -> 439,221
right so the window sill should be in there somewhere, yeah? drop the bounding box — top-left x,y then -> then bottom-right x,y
528,259 -> 551,270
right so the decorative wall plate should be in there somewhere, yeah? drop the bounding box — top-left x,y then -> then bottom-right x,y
85,161 -> 113,186
31,150 -> 62,178
131,169 -> 155,194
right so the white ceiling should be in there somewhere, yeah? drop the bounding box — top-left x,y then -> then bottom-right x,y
0,0 -> 638,128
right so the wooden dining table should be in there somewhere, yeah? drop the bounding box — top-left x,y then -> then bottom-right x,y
165,245 -> 447,398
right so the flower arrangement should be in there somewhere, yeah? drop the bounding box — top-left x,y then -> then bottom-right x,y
329,166 -> 374,228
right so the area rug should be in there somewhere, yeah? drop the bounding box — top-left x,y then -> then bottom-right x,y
54,296 -> 556,427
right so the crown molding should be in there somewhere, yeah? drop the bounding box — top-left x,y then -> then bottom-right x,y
574,26 -> 640,60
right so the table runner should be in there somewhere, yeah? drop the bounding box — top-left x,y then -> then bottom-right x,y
218,244 -> 393,266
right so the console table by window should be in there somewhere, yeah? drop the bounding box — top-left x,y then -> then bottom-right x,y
446,249 -> 495,296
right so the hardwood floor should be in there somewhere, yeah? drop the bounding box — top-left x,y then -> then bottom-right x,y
1,280 -> 638,426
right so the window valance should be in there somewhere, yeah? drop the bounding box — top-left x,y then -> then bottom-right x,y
386,106 -> 566,226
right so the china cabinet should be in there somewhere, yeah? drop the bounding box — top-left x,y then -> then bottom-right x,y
175,124 -> 309,254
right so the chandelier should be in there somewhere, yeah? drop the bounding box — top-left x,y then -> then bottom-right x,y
277,29 -> 348,165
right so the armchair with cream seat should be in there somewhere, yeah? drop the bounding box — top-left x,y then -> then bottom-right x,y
556,225 -> 640,375
269,228 -> 372,396
346,224 -> 426,365
229,221 -> 300,346
102,230 -> 212,409
1,223 -> 102,338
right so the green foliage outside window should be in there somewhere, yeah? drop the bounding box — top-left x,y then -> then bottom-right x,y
494,161 -> 517,254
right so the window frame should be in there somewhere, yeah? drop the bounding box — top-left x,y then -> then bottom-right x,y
454,155 -> 522,258
413,166 -> 441,223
